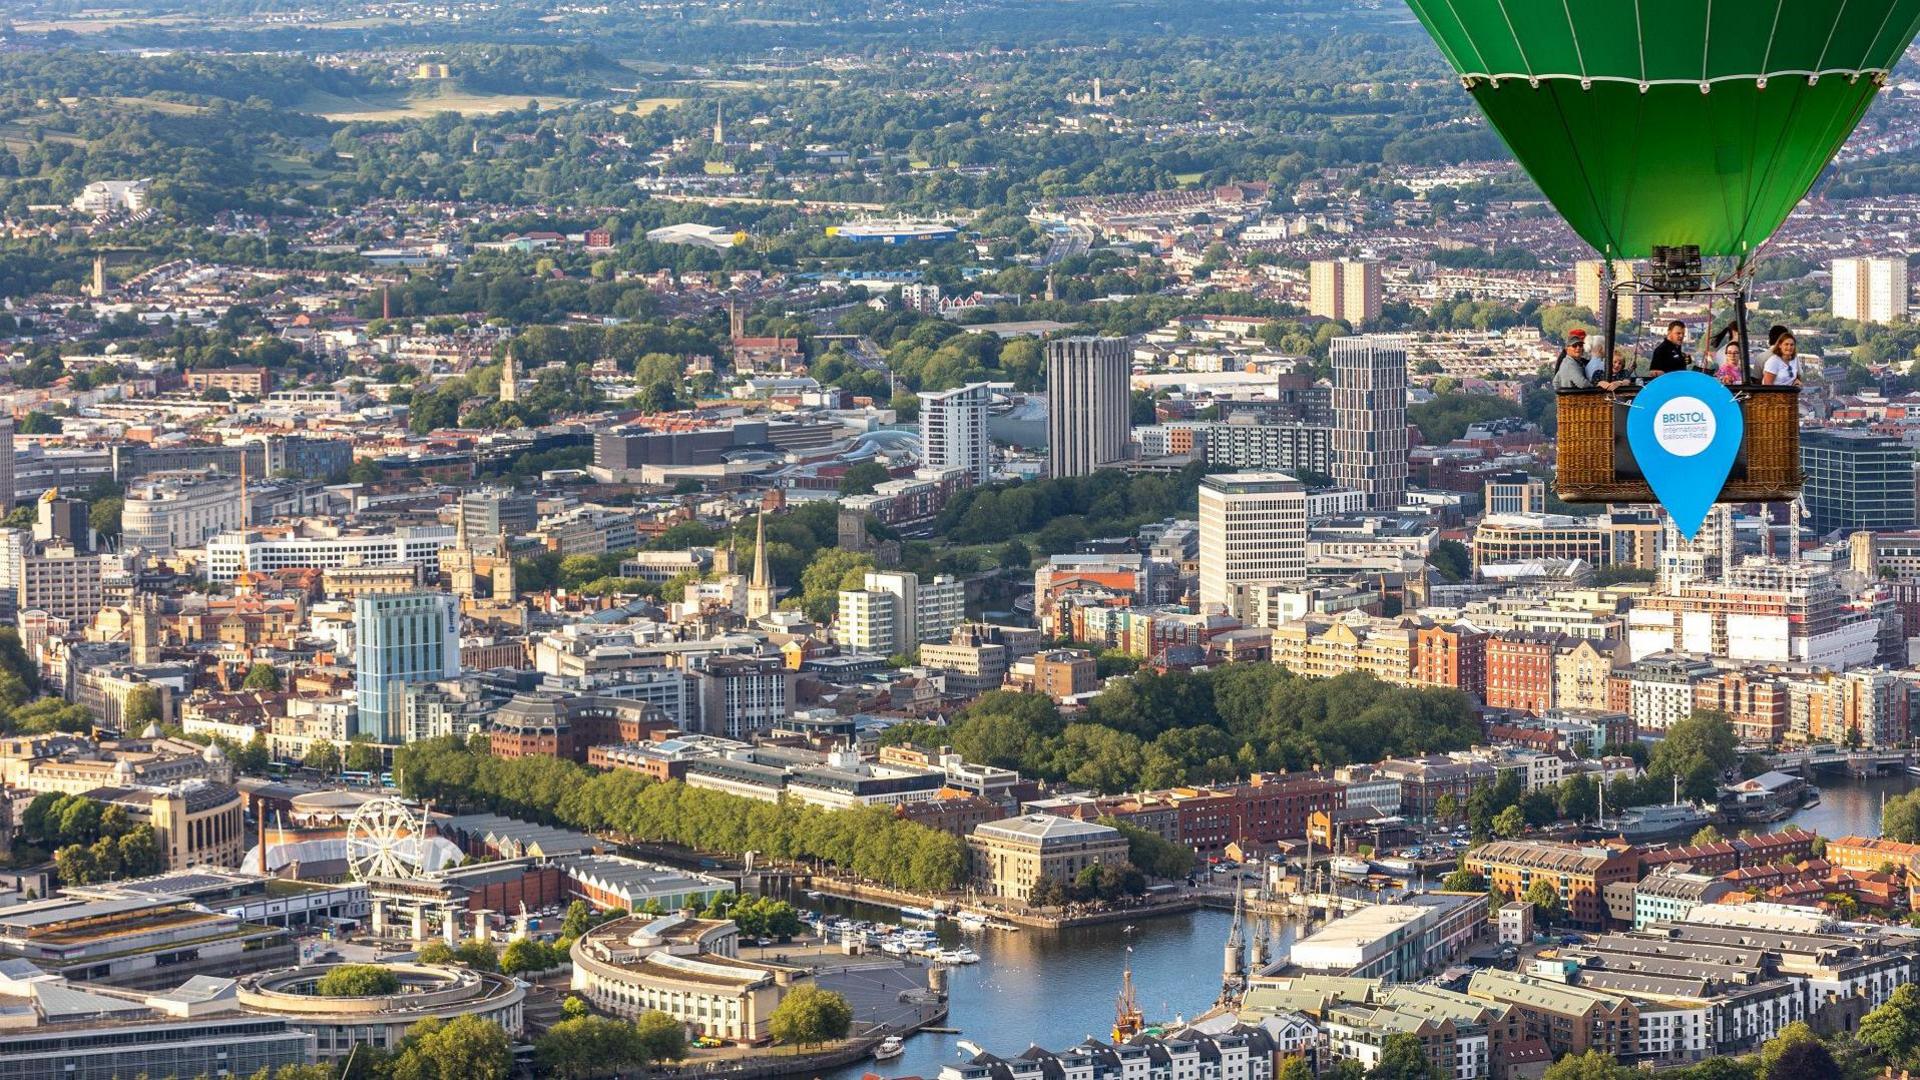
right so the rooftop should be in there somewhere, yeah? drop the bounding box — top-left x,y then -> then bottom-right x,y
973,814 -> 1124,846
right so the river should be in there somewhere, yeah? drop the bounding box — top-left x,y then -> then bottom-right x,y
822,773 -> 1907,1080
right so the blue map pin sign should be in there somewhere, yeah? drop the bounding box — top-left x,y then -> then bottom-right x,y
1625,370 -> 1744,540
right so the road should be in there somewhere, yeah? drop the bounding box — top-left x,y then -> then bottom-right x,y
1040,225 -> 1093,266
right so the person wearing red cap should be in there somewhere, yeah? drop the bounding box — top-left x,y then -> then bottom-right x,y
1552,328 -> 1625,390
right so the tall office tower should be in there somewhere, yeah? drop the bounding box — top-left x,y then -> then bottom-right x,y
1308,259 -> 1382,324
1801,430 -> 1918,534
33,491 -> 89,552
1331,335 -> 1410,510
1197,472 -> 1307,610
354,591 -> 460,742
1046,336 -> 1131,478
1573,259 -> 1650,322
918,382 -> 994,484
1831,256 -> 1911,324
0,414 -> 15,512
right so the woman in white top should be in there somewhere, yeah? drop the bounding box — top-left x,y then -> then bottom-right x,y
1761,330 -> 1800,387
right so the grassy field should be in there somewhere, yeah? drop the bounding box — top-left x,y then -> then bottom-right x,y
12,13 -> 196,33
0,120 -> 86,151
618,97 -> 686,115
298,84 -> 578,122
106,96 -> 210,117
261,153 -> 331,180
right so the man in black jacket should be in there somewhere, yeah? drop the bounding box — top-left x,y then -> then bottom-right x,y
1649,320 -> 1691,377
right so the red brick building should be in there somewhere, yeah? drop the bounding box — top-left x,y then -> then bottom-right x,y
896,791 -> 1007,838
1485,632 -> 1565,715
487,694 -> 673,763
1694,670 -> 1790,744
1413,622 -> 1489,698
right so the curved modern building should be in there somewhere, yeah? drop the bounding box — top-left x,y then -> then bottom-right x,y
235,963 -> 525,1060
570,914 -> 798,1045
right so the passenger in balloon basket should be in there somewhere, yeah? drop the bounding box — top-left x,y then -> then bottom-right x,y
1553,329 -> 1628,391
1648,321 -> 1691,378
1762,325 -> 1801,387
1700,324 -> 1746,385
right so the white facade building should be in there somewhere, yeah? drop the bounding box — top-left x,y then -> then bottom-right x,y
122,472 -> 244,553
1198,472 -> 1307,610
205,526 -> 455,581
918,382 -> 995,485
836,571 -> 967,656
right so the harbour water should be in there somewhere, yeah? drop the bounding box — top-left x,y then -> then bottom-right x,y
1786,770 -> 1915,840
819,900 -> 1269,1080
827,773 -> 1909,1079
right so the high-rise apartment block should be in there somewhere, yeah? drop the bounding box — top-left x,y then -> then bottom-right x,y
354,591 -> 460,742
1831,256 -> 1910,324
918,382 -> 994,485
1046,337 -> 1130,478
1197,472 -> 1307,610
1331,335 -> 1409,510
1573,259 -> 1649,322
837,570 -> 966,656
0,414 -> 15,513
1308,260 -> 1381,324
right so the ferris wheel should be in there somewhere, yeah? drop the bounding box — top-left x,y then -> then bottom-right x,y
346,797 -> 424,881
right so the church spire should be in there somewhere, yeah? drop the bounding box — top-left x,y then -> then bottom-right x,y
746,511 -> 774,620
751,512 -> 768,589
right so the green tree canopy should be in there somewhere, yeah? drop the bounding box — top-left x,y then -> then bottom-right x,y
1523,878 -> 1561,923
635,1010 -> 688,1062
123,685 -> 162,729
387,1015 -> 512,1080
314,965 -> 399,997
1885,790 -> 1920,843
1541,1050 -> 1630,1080
767,985 -> 853,1046
1860,984 -> 1920,1067
535,1016 -> 650,1080
304,741 -> 341,773
1370,1033 -> 1443,1080
1491,804 -> 1526,838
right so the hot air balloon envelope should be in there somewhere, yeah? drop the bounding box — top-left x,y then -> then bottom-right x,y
1404,0 -> 1920,257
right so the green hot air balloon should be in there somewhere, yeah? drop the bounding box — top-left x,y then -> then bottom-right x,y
1404,0 -> 1920,258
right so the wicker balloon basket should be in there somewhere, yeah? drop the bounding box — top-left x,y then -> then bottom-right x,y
1555,387 -> 1801,504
